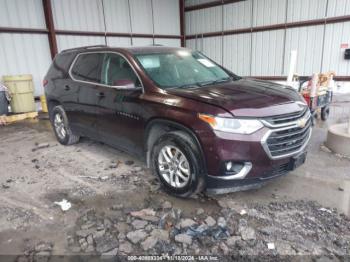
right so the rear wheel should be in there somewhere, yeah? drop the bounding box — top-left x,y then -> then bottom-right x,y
151,131 -> 205,198
51,105 -> 80,145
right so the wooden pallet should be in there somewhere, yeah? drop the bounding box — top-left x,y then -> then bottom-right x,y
0,111 -> 38,125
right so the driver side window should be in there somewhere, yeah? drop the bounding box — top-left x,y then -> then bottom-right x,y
101,53 -> 140,87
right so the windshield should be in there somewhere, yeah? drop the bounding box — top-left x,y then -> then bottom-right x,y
135,51 -> 233,89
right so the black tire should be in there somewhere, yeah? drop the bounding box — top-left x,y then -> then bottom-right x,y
150,131 -> 205,198
321,106 -> 330,121
51,105 -> 80,145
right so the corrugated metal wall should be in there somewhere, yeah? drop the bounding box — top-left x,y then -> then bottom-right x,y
253,0 -> 287,27
251,30 -> 285,76
185,0 -> 217,7
0,0 -> 46,29
323,21 -> 350,76
224,1 -> 252,30
283,25 -> 324,76
0,0 -> 51,96
185,0 -> 350,78
0,0 -> 181,95
223,33 -> 251,76
53,0 -> 181,51
185,6 -> 222,35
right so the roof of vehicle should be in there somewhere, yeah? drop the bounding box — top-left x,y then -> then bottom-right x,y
122,46 -> 192,54
61,45 -> 192,55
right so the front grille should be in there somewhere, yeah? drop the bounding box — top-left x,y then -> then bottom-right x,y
265,118 -> 311,158
264,108 -> 307,126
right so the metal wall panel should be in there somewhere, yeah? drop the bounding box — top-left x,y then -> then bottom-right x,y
327,0 -> 350,17
0,0 -> 46,28
287,0 -> 327,22
154,38 -> 181,47
185,0 -> 350,78
107,37 -> 132,47
103,0 -> 131,33
283,25 -> 324,76
153,0 -> 180,35
185,0 -> 217,7
56,35 -> 106,52
51,0 -> 105,31
185,39 -> 197,50
224,0 -> 252,30
252,0 -> 287,27
129,0 -> 153,34
0,33 -> 52,96
202,36 -> 223,64
251,30 -> 284,76
223,33 -> 251,76
322,22 -> 350,76
132,37 -> 153,46
185,6 -> 222,35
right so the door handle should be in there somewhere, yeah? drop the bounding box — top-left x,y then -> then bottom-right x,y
64,85 -> 70,91
96,92 -> 105,97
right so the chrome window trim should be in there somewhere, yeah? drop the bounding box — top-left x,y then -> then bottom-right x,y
261,124 -> 312,160
68,51 -> 144,93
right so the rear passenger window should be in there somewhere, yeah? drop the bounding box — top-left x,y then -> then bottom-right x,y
101,53 -> 140,87
71,53 -> 104,83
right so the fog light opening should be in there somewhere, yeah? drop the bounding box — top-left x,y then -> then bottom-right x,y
224,161 -> 245,174
226,161 -> 233,171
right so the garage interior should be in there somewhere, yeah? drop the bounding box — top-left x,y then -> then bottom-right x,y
0,0 -> 350,259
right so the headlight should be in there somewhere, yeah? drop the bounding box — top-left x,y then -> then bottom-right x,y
198,114 -> 264,134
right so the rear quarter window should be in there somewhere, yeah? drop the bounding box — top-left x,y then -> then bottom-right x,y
70,53 -> 104,83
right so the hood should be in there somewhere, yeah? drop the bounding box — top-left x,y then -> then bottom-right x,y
166,78 -> 306,117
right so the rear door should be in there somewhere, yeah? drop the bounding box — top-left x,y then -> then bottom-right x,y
68,52 -> 104,138
95,52 -> 145,156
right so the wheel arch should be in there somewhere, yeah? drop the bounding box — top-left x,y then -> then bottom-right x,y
47,99 -> 61,120
144,118 -> 207,174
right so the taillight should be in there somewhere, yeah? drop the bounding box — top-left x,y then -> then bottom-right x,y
43,79 -> 48,87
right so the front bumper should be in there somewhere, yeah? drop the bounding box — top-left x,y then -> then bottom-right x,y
205,150 -> 306,194
201,122 -> 311,193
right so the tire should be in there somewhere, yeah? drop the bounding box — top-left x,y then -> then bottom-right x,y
321,106 -> 330,121
150,131 -> 205,198
51,105 -> 80,145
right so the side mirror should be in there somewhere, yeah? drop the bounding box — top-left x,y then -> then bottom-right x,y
112,79 -> 139,90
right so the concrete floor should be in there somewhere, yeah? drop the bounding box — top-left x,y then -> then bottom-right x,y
0,96 -> 349,257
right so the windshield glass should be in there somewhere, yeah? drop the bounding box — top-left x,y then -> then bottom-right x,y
135,51 -> 232,89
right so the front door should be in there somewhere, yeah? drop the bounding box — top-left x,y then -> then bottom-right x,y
96,52 -> 145,157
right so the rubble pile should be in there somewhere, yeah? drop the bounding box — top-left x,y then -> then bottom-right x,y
66,200 -> 350,258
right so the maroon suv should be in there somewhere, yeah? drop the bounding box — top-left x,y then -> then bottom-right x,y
44,45 -> 311,197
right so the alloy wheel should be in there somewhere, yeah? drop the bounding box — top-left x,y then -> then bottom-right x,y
54,113 -> 66,140
157,145 -> 191,188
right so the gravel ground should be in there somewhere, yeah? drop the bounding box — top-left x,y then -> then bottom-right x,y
0,97 -> 349,261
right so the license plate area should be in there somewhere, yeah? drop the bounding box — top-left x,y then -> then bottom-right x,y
289,152 -> 307,170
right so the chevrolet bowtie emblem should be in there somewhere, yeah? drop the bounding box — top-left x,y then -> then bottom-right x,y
297,118 -> 307,128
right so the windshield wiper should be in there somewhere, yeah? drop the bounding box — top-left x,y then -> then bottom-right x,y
174,83 -> 202,89
198,77 -> 232,86
170,77 -> 232,89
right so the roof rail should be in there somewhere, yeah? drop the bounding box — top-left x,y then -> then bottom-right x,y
61,45 -> 108,53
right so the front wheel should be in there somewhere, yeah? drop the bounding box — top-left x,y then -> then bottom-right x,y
51,105 -> 80,145
151,131 -> 205,198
